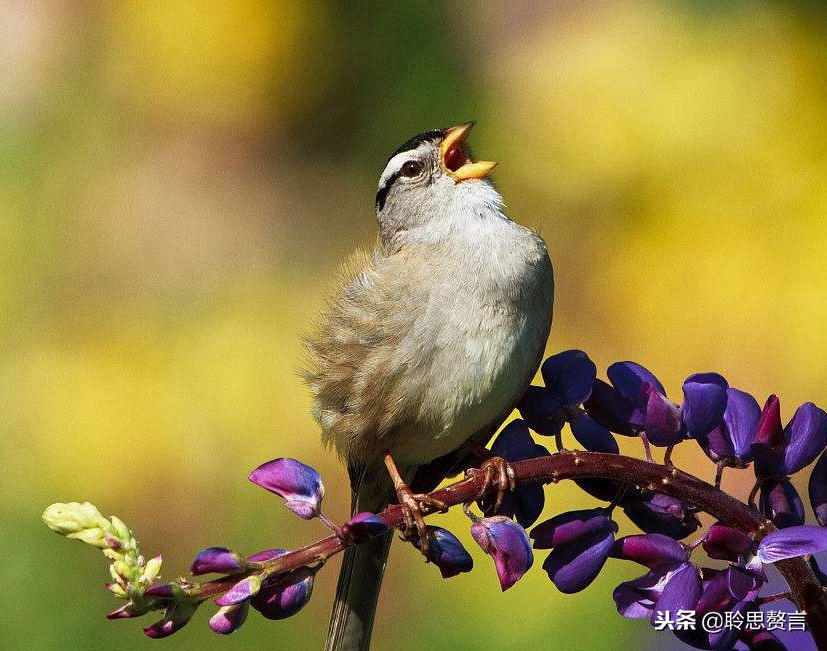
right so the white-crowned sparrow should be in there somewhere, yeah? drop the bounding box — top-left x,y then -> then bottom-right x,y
304,122 -> 554,651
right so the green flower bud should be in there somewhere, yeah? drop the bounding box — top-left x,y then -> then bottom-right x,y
42,502 -> 108,536
141,555 -> 163,585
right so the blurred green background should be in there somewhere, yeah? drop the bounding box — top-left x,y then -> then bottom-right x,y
3,2 -> 827,649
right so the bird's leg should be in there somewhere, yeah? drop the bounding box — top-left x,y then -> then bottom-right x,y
382,451 -> 447,554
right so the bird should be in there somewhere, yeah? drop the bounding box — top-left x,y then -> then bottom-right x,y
303,122 -> 554,651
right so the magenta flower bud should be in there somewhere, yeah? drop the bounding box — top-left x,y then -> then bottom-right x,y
751,395 -> 784,473
106,602 -> 147,619
471,515 -> 533,591
531,509 -> 614,549
190,547 -> 246,576
759,477 -> 805,529
339,512 -> 388,544
209,603 -> 249,635
610,533 -> 687,568
414,526 -> 473,579
143,602 -> 197,639
641,383 -> 683,446
702,523 -> 752,561
248,458 -> 325,519
250,567 -> 315,620
143,583 -> 176,599
215,575 -> 261,606
681,372 -> 729,437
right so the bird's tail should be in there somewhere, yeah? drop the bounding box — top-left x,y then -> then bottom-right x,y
324,465 -> 393,651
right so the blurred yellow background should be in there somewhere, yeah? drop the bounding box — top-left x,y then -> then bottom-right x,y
3,2 -> 827,649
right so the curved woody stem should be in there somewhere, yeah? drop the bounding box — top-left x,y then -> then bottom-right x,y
189,452 -> 827,648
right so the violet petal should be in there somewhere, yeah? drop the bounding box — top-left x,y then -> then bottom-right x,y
571,414 -> 618,454
622,491 -> 701,539
215,575 -> 261,606
681,373 -> 729,437
250,567 -> 314,620
783,402 -> 827,474
416,526 -> 473,579
608,361 -> 666,407
518,385 -> 564,436
613,566 -> 679,618
809,449 -> 827,526
471,515 -> 533,591
757,525 -> 827,563
610,533 -> 687,568
190,547 -> 245,576
531,509 -> 615,549
339,512 -> 388,544
724,388 -> 761,460
248,458 -> 325,519
584,379 -> 638,436
651,562 -> 702,625
759,478 -> 805,529
642,384 -> 684,446
209,603 -> 248,635
702,523 -> 752,562
541,349 -> 597,406
542,530 -> 614,593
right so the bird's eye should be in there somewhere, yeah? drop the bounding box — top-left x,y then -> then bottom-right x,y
401,160 -> 423,177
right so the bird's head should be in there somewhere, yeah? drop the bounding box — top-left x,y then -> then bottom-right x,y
375,122 -> 501,246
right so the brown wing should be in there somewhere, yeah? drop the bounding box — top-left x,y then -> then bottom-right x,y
302,247 -> 419,464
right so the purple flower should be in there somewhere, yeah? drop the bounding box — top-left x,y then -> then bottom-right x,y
752,397 -> 827,475
190,547 -> 245,576
759,477 -> 805,529
757,525 -> 827,563
414,526 -> 473,579
143,602 -> 198,639
517,385 -> 564,436
247,548 -> 286,563
215,575 -> 261,606
106,602 -> 148,619
681,373 -> 729,437
621,490 -> 701,539
613,561 -> 701,623
585,361 -> 682,445
674,569 -> 750,650
338,512 -> 388,544
532,509 -> 616,593
248,458 -> 325,519
209,603 -> 248,635
250,567 -> 315,620
809,448 -> 827,526
610,533 -> 688,568
488,419 -> 549,527
541,349 -> 597,407
570,414 -> 618,454
702,523 -> 753,562
470,515 -> 533,591
696,388 -> 759,466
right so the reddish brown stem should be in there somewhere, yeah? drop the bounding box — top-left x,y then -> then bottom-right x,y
189,452 -> 827,647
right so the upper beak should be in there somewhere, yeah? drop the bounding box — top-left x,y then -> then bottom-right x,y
440,121 -> 498,182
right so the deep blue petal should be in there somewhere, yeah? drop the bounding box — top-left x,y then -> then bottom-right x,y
542,531 -> 614,593
541,350 -> 597,406
681,373 -> 729,437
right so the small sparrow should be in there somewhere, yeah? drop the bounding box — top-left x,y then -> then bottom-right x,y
305,122 -> 553,651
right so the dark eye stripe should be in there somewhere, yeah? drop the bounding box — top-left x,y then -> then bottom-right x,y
375,170 -> 401,211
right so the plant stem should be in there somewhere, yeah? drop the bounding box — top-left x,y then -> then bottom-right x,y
191,452 -> 827,647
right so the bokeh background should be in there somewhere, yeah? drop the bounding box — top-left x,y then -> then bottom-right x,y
3,2 -> 827,649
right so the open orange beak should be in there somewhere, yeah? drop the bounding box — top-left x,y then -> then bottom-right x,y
440,121 -> 498,182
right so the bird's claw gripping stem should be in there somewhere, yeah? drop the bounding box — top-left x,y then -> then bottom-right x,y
477,456 -> 517,512
383,451 -> 447,554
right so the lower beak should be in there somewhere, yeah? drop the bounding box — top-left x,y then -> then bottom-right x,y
440,122 -> 498,182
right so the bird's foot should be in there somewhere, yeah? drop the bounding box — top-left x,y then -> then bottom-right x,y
475,456 -> 517,513
395,484 -> 447,555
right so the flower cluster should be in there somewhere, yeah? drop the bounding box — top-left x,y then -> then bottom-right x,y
41,350 -> 827,650
516,350 -> 827,649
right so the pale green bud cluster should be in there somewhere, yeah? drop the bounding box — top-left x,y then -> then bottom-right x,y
42,501 -> 162,610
